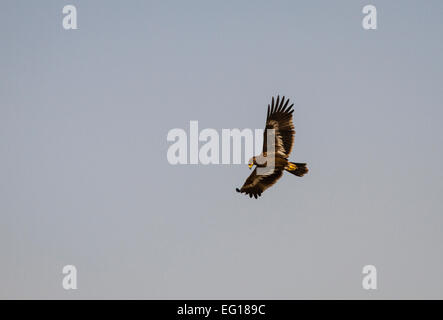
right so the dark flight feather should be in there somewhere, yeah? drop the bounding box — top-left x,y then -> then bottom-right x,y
263,95 -> 295,157
236,168 -> 284,198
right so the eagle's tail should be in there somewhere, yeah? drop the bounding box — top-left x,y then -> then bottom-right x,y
286,162 -> 308,177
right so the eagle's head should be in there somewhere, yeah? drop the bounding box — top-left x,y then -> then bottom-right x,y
247,156 -> 257,169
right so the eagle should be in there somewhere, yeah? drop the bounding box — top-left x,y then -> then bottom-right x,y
236,96 -> 308,198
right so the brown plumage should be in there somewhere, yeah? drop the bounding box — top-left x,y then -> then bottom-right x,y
236,96 -> 308,198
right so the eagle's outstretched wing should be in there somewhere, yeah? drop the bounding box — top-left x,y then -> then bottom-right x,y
263,96 -> 295,157
236,167 -> 283,198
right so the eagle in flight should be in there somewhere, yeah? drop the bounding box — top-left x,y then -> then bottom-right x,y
236,96 -> 308,198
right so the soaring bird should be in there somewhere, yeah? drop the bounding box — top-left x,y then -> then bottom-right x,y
236,96 -> 308,198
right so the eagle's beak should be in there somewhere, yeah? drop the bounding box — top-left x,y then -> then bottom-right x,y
248,163 -> 253,169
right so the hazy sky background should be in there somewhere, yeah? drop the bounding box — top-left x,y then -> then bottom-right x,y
1,0 -> 443,299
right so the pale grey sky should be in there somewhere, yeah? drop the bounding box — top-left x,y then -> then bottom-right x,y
1,0 -> 443,299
